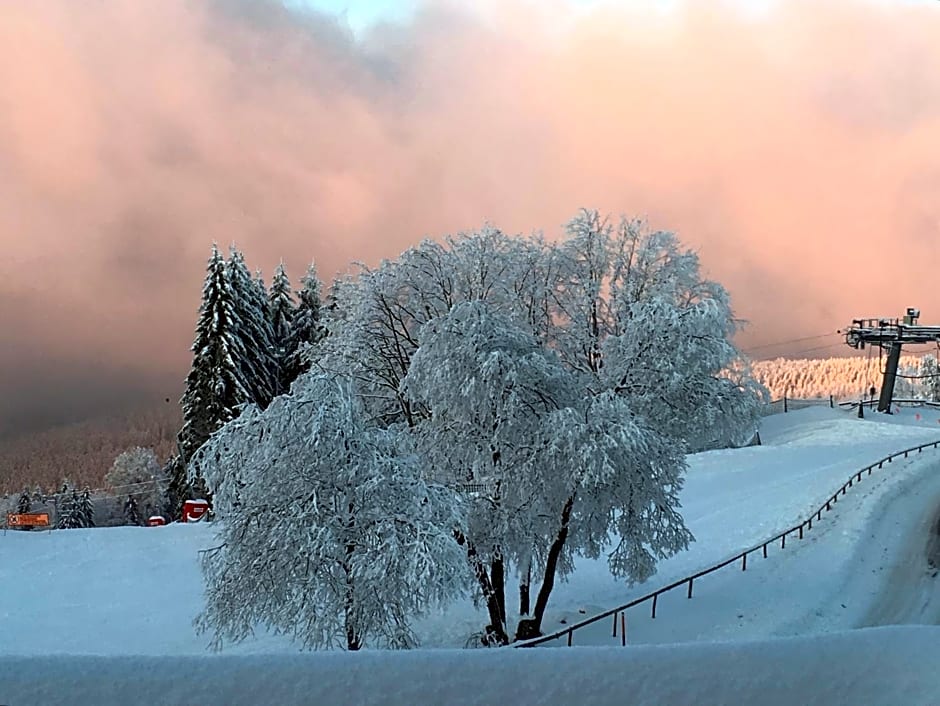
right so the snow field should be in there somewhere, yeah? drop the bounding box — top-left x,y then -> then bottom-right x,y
2,406 -> 940,703
0,626 -> 938,706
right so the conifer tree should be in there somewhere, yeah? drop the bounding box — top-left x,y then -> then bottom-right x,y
268,261 -> 297,394
283,262 -> 324,386
16,489 -> 32,531
165,455 -> 188,521
179,245 -> 251,467
57,487 -> 84,529
80,488 -> 95,528
226,247 -> 279,408
123,495 -> 142,526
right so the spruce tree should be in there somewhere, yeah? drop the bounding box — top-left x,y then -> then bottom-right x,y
16,489 -> 32,531
268,261 -> 296,394
226,247 -> 279,409
179,245 -> 251,467
123,495 -> 142,526
80,488 -> 95,528
165,455 -> 188,522
283,262 -> 324,386
57,488 -> 84,529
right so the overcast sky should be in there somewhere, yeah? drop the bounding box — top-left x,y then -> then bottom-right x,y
1,0 -> 938,435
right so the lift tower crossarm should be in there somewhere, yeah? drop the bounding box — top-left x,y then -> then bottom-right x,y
843,309 -> 940,413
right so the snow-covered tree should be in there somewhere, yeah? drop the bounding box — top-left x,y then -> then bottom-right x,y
123,495 -> 142,526
402,301 -> 690,642
17,489 -> 31,513
283,262 -> 324,387
226,248 -> 279,409
106,447 -> 166,520
164,455 -> 187,522
320,211 -> 763,642
192,210 -> 763,645
921,355 -> 940,402
192,374 -> 467,650
79,488 -> 95,528
179,244 -> 251,468
56,484 -> 87,529
268,261 -> 296,395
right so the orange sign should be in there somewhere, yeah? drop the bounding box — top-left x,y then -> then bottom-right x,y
7,512 -> 50,527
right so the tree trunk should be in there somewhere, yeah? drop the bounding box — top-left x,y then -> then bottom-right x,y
519,559 -> 531,616
515,496 -> 574,642
455,531 -> 509,645
491,551 -> 507,629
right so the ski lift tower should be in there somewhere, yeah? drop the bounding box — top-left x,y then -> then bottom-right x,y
843,308 -> 940,413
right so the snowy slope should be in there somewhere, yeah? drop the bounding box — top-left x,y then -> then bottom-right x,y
1,627 -> 938,706
1,406 -> 939,658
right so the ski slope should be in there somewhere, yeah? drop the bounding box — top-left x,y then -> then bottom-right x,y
2,406 -> 940,703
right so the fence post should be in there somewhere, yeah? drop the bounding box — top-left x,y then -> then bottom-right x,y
830,395 -> 834,408
808,517 -> 813,530
799,524 -> 803,539
742,552 -> 747,571
621,612 -> 626,647
567,630 -> 572,647
687,578 -> 694,599
784,395 -> 788,413
651,594 -> 658,619
781,533 -> 786,549
762,543 -> 768,558
612,612 -> 618,638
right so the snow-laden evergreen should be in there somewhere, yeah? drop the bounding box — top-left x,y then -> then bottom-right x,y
283,262 -> 324,387
178,245 -> 252,467
192,374 -> 468,650
56,483 -> 93,529
123,495 -> 142,526
268,261 -> 296,395
225,248 -> 279,410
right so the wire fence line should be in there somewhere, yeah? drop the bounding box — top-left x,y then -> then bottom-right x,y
514,437 -> 940,649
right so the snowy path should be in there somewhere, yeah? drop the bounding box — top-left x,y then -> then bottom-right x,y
856,468 -> 940,628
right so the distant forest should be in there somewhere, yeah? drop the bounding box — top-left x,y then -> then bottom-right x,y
0,404 -> 179,495
752,354 -> 940,402
3,353 -> 940,496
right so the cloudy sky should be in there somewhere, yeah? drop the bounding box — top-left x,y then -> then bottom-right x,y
1,0 -> 938,435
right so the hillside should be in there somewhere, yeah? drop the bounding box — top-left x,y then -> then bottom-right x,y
0,405 -> 180,495
751,354 -> 938,401
4,353 -> 940,495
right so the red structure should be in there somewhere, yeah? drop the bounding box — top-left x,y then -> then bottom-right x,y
147,515 -> 167,527
182,499 -> 209,522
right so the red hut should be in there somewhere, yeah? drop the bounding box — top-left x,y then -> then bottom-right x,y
182,499 -> 209,523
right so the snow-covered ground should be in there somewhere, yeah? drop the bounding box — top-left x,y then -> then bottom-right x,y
2,405 -> 940,703
1,626 -> 938,706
